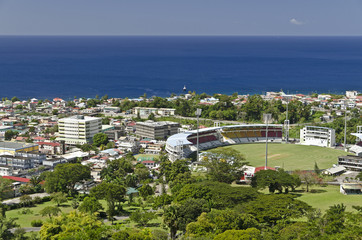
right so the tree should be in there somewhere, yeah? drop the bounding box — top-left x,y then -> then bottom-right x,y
44,163 -> 90,195
164,159 -> 190,183
163,205 -> 180,240
78,196 -> 103,214
92,133 -> 109,147
236,194 -> 311,226
90,182 -> 126,224
153,194 -> 173,209
0,178 -> 13,200
80,143 -> 94,153
175,181 -> 258,209
39,206 -> 61,219
51,192 -> 67,206
19,195 -> 33,207
295,170 -> 322,192
125,174 -> 139,188
202,148 -> 247,183
40,211 -> 109,240
11,96 -> 20,102
186,209 -> 258,238
0,216 -> 19,240
139,184 -> 154,200
4,130 -> 17,140
314,162 -> 321,175
251,169 -> 300,193
135,167 -> 150,182
101,158 -> 133,182
130,209 -> 156,227
148,113 -> 155,121
29,176 -> 42,188
15,105 -> 23,110
214,228 -> 261,240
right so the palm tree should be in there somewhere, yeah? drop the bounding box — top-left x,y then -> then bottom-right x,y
163,205 -> 179,240
30,176 -> 41,187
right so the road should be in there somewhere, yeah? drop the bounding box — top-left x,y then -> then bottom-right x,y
2,193 -> 50,205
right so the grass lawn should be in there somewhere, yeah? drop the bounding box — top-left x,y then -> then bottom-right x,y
6,200 -> 75,228
6,196 -> 164,231
134,154 -> 159,161
214,143 -> 345,170
292,185 -> 361,213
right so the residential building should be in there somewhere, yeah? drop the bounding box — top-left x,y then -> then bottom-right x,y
300,126 -> 335,147
43,157 -> 67,168
0,155 -> 34,169
57,115 -> 102,145
136,121 -> 180,140
0,165 -> 13,176
15,152 -> 46,165
37,142 -> 64,155
346,90 -> 358,99
133,107 -> 176,116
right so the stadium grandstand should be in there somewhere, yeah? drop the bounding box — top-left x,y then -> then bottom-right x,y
166,124 -> 283,162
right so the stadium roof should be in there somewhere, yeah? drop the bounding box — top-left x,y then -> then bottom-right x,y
166,132 -> 193,147
351,133 -> 362,139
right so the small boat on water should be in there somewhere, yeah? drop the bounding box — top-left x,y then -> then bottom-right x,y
183,85 -> 187,92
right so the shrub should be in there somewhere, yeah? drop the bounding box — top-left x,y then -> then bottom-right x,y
31,220 -> 43,227
18,208 -> 33,215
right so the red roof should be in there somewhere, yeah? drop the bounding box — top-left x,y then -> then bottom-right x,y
33,136 -> 46,140
15,136 -> 28,141
53,98 -> 63,102
142,160 -> 155,164
254,166 -> 276,173
37,142 -> 60,147
2,176 -> 30,183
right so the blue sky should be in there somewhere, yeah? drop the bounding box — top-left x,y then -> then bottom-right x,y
0,0 -> 361,35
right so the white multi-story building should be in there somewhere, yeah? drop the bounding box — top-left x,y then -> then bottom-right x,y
300,126 -> 335,147
346,90 -> 358,99
58,115 -> 102,145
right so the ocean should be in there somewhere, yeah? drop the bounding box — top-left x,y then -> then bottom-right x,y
0,36 -> 361,100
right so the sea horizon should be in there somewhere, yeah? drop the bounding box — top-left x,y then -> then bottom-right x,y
0,35 -> 361,100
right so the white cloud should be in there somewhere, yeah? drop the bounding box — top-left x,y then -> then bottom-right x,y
290,18 -> 304,25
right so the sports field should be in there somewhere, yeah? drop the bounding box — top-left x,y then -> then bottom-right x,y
215,143 -> 345,170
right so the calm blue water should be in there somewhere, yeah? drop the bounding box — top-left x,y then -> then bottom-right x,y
0,36 -> 361,100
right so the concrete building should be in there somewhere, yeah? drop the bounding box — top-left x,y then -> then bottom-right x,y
58,115 -> 102,145
346,90 -> 358,99
136,121 -> 180,140
133,107 -> 176,116
338,155 -> 362,172
0,165 -> 13,176
300,126 -> 335,147
0,141 -> 39,155
0,155 -> 34,169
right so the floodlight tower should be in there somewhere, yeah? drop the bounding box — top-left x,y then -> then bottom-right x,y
195,108 -> 202,162
264,113 -> 272,170
284,96 -> 291,143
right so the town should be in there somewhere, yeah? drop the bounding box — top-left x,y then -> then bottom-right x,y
0,90 -> 361,239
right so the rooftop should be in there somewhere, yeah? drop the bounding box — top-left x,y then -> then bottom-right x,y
136,121 -> 180,127
0,141 -> 38,150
